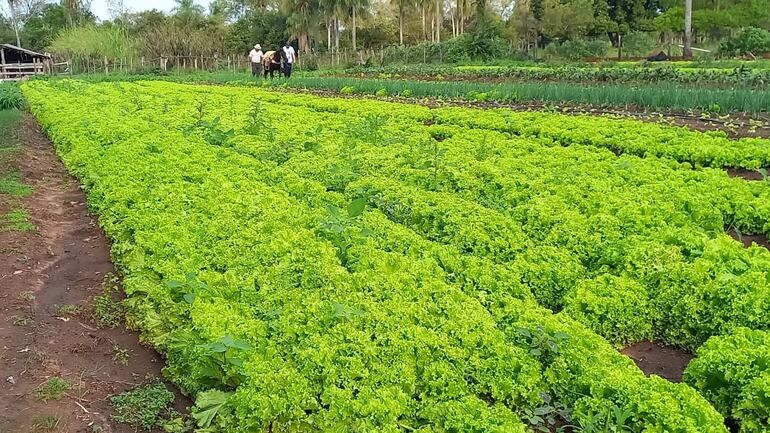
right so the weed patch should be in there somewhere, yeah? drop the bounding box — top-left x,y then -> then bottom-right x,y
110,382 -> 175,431
2,209 -> 36,232
35,378 -> 72,402
30,414 -> 63,432
0,172 -> 32,197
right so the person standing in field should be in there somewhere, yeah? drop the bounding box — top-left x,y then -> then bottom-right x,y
249,44 -> 264,77
282,42 -> 296,78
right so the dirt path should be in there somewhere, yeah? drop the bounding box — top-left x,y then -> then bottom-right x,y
0,114 -> 188,433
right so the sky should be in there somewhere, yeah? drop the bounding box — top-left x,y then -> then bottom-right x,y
89,0 -> 208,20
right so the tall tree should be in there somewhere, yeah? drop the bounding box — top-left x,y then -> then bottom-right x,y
342,0 -> 368,50
6,0 -> 21,46
172,0 -> 205,27
683,0 -> 692,56
391,0 -> 409,44
284,0 -> 317,51
320,0 -> 340,49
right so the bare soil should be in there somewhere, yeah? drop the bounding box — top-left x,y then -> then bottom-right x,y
621,341 -> 694,383
726,228 -> 770,250
726,167 -> 767,181
0,114 -> 188,433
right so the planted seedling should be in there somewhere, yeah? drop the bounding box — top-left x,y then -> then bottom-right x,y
12,315 -> 30,326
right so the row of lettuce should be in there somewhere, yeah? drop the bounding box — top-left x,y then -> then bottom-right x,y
155,81 -> 770,431
23,80 -> 769,432
338,64 -> 770,88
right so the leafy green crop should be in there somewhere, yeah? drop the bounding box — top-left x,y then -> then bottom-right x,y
24,79 -> 769,432
342,63 -> 770,88
684,328 -> 770,433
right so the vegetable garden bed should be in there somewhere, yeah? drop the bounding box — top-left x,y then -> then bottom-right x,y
21,80 -> 770,432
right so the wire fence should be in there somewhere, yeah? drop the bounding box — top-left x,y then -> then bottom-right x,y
50,50 -> 385,76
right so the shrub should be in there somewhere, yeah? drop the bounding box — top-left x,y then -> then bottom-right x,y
0,83 -> 26,110
720,27 -> 770,56
622,31 -> 657,57
301,55 -> 319,71
544,38 -> 609,60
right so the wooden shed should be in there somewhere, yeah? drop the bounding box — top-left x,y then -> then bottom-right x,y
0,44 -> 51,81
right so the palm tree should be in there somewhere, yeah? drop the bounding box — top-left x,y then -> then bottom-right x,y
284,0 -> 320,52
391,0 -> 410,44
435,0 -> 441,42
456,0 -> 467,34
417,0 -> 432,41
320,0 -> 342,51
683,0 -> 692,58
172,0 -> 205,27
341,0 -> 368,51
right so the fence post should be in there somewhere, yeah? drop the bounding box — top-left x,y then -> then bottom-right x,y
104,56 -> 109,74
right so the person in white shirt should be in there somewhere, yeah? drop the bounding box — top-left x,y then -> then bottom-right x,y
282,42 -> 296,78
249,44 -> 263,77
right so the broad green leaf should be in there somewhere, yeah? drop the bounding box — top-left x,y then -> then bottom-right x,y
165,280 -> 183,289
347,198 -> 366,217
192,389 -> 231,428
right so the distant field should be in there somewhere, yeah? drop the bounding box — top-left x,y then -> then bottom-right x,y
340,62 -> 770,88
285,76 -> 770,114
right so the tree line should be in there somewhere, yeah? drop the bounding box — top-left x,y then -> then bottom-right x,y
1,0 -> 769,62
